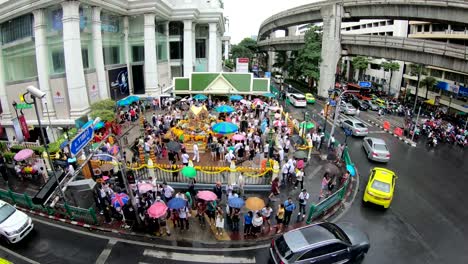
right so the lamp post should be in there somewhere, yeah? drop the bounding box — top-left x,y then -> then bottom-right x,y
327,90 -> 359,147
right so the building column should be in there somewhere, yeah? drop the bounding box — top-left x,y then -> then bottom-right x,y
0,41 -> 12,121
32,9 -> 56,118
144,13 -> 158,95
92,6 -> 108,100
192,23 -> 196,70
62,0 -> 90,118
208,23 -> 217,72
224,40 -> 229,60
165,22 -> 171,83
183,20 -> 193,76
217,31 -> 222,71
346,58 -> 351,81
318,3 -> 343,98
123,16 -> 132,94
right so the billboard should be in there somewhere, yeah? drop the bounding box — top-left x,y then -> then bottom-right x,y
18,115 -> 30,141
108,67 -> 129,101
236,58 -> 249,73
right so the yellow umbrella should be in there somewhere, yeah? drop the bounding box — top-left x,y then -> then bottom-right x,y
245,197 -> 265,211
424,99 -> 435,105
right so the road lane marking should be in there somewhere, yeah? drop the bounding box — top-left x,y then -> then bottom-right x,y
95,239 -> 116,264
0,244 -> 40,264
143,249 -> 256,263
309,165 -> 323,178
31,217 -> 269,252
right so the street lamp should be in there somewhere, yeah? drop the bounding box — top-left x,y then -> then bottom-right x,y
23,86 -> 66,200
327,89 -> 359,147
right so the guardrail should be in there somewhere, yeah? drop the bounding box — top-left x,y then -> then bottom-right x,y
0,189 -> 98,225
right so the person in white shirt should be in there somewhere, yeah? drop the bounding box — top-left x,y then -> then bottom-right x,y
278,147 -> 284,163
261,205 -> 273,230
225,150 -> 235,164
192,143 -> 199,163
162,182 -> 174,202
181,151 -> 190,166
298,189 -> 310,218
281,163 -> 289,185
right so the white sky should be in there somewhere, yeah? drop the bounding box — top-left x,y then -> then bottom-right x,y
223,0 -> 319,44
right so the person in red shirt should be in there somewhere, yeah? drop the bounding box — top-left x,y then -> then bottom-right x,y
268,177 -> 280,199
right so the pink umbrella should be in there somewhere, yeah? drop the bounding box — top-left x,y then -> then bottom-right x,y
102,176 -> 110,181
147,202 -> 168,218
232,134 -> 245,141
297,160 -> 305,169
14,149 -> 34,161
197,190 -> 218,201
274,120 -> 286,127
138,183 -> 154,194
253,99 -> 263,106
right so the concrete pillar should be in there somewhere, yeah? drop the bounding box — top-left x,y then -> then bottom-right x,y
144,13 -> 158,95
192,23 -> 196,69
92,7 -> 108,100
183,20 -> 193,76
123,16 -> 132,94
32,9 -> 56,118
318,3 -> 343,98
224,40 -> 229,60
217,31 -> 222,71
165,22 -> 171,83
62,0 -> 90,118
0,39 -> 12,120
346,58 -> 351,81
208,23 -> 217,72
267,50 -> 275,72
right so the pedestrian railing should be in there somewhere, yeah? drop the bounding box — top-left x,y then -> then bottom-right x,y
0,188 -> 98,225
305,147 -> 355,224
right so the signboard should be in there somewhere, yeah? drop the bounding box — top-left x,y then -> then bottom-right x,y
108,67 -> 129,101
264,72 -> 271,78
449,84 -> 459,94
11,118 -> 24,142
236,58 -> 249,73
53,91 -> 65,104
15,103 -> 32,109
70,125 -> 94,156
252,65 -> 258,72
18,115 -> 30,140
359,81 -> 372,88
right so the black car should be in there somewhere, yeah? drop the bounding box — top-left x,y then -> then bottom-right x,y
270,222 -> 370,264
351,99 -> 369,111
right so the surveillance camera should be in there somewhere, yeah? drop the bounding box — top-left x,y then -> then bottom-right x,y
26,85 -> 46,99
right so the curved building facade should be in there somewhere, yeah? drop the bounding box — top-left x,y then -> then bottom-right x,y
0,0 -> 226,142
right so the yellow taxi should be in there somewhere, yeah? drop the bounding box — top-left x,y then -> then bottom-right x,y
305,93 -> 316,104
363,167 -> 397,209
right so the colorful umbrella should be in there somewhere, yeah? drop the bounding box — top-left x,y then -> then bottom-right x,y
166,141 -> 181,152
297,160 -> 305,169
230,95 -> 243,101
245,197 -> 265,211
108,145 -> 119,155
127,95 -> 140,103
273,120 -> 286,127
193,94 -> 208,100
167,198 -> 187,210
227,197 -> 245,208
197,190 -> 218,201
14,149 -> 34,161
240,99 -> 251,105
147,202 -> 168,218
232,134 -> 245,141
212,122 -> 238,135
138,183 -> 154,193
117,98 -> 132,107
111,193 -> 129,208
181,166 -> 197,179
346,164 -> 356,177
293,151 -> 308,159
102,176 -> 110,181
94,121 -> 105,130
263,92 -> 276,98
215,105 -> 235,113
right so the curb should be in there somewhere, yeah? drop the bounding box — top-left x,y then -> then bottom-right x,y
367,119 -> 417,147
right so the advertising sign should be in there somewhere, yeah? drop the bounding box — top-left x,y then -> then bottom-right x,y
252,65 -> 259,72
70,125 -> 94,156
236,58 -> 249,73
52,9 -> 87,31
108,67 -> 129,101
359,81 -> 372,88
449,84 -> 460,94
18,115 -> 30,140
11,118 -> 24,142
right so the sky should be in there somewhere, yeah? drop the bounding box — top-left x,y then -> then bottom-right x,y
223,0 -> 319,44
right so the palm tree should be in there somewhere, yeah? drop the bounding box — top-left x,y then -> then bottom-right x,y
352,56 -> 370,81
408,64 -> 426,112
381,61 -> 400,95
420,76 -> 438,99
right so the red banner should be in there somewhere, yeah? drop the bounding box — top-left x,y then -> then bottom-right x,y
19,115 -> 30,140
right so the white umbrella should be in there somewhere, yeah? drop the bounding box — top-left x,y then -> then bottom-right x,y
240,99 -> 251,105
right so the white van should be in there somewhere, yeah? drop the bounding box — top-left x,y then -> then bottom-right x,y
0,200 -> 34,243
288,93 -> 307,107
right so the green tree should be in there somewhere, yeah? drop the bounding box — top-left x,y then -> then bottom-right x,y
420,76 -> 438,99
381,61 -> 400,95
408,64 -> 426,111
294,25 -> 322,88
90,99 -> 116,122
352,56 -> 370,81
231,37 -> 257,69
273,51 -> 288,72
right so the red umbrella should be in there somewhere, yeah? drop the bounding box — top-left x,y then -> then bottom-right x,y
147,202 -> 168,218
297,160 -> 305,169
197,190 -> 218,201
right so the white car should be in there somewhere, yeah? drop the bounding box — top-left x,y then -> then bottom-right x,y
362,137 -> 391,162
341,118 -> 369,136
340,101 -> 357,115
0,200 -> 34,243
288,93 -> 307,107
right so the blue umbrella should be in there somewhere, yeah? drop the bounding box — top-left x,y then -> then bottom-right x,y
94,121 -> 105,130
228,197 -> 245,208
111,193 -> 129,208
346,164 -> 356,177
167,198 -> 187,210
230,95 -> 243,101
117,98 -> 132,107
212,122 -> 238,135
60,140 -> 69,149
193,94 -> 208,100
263,92 -> 276,98
96,154 -> 112,161
127,95 -> 140,103
215,105 -> 235,113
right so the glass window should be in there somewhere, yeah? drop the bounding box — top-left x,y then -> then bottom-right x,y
430,69 -> 443,78
0,14 -> 33,44
170,41 -> 183,59
156,23 -> 168,61
445,72 -> 464,83
2,43 -> 37,81
196,39 -> 206,58
82,48 -> 89,69
432,23 -> 448,32
275,236 -> 293,260
298,243 -> 346,260
103,46 -> 120,65
52,50 -> 65,73
0,204 -> 16,224
374,144 -> 388,151
132,46 -> 144,62
424,24 -> 430,32
169,22 -> 183,36
371,180 -> 391,193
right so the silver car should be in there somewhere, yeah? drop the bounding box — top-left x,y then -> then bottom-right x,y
363,137 -> 391,162
340,102 -> 357,115
341,118 -> 369,136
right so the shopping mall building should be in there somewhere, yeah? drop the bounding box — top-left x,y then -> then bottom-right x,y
0,0 -> 227,142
